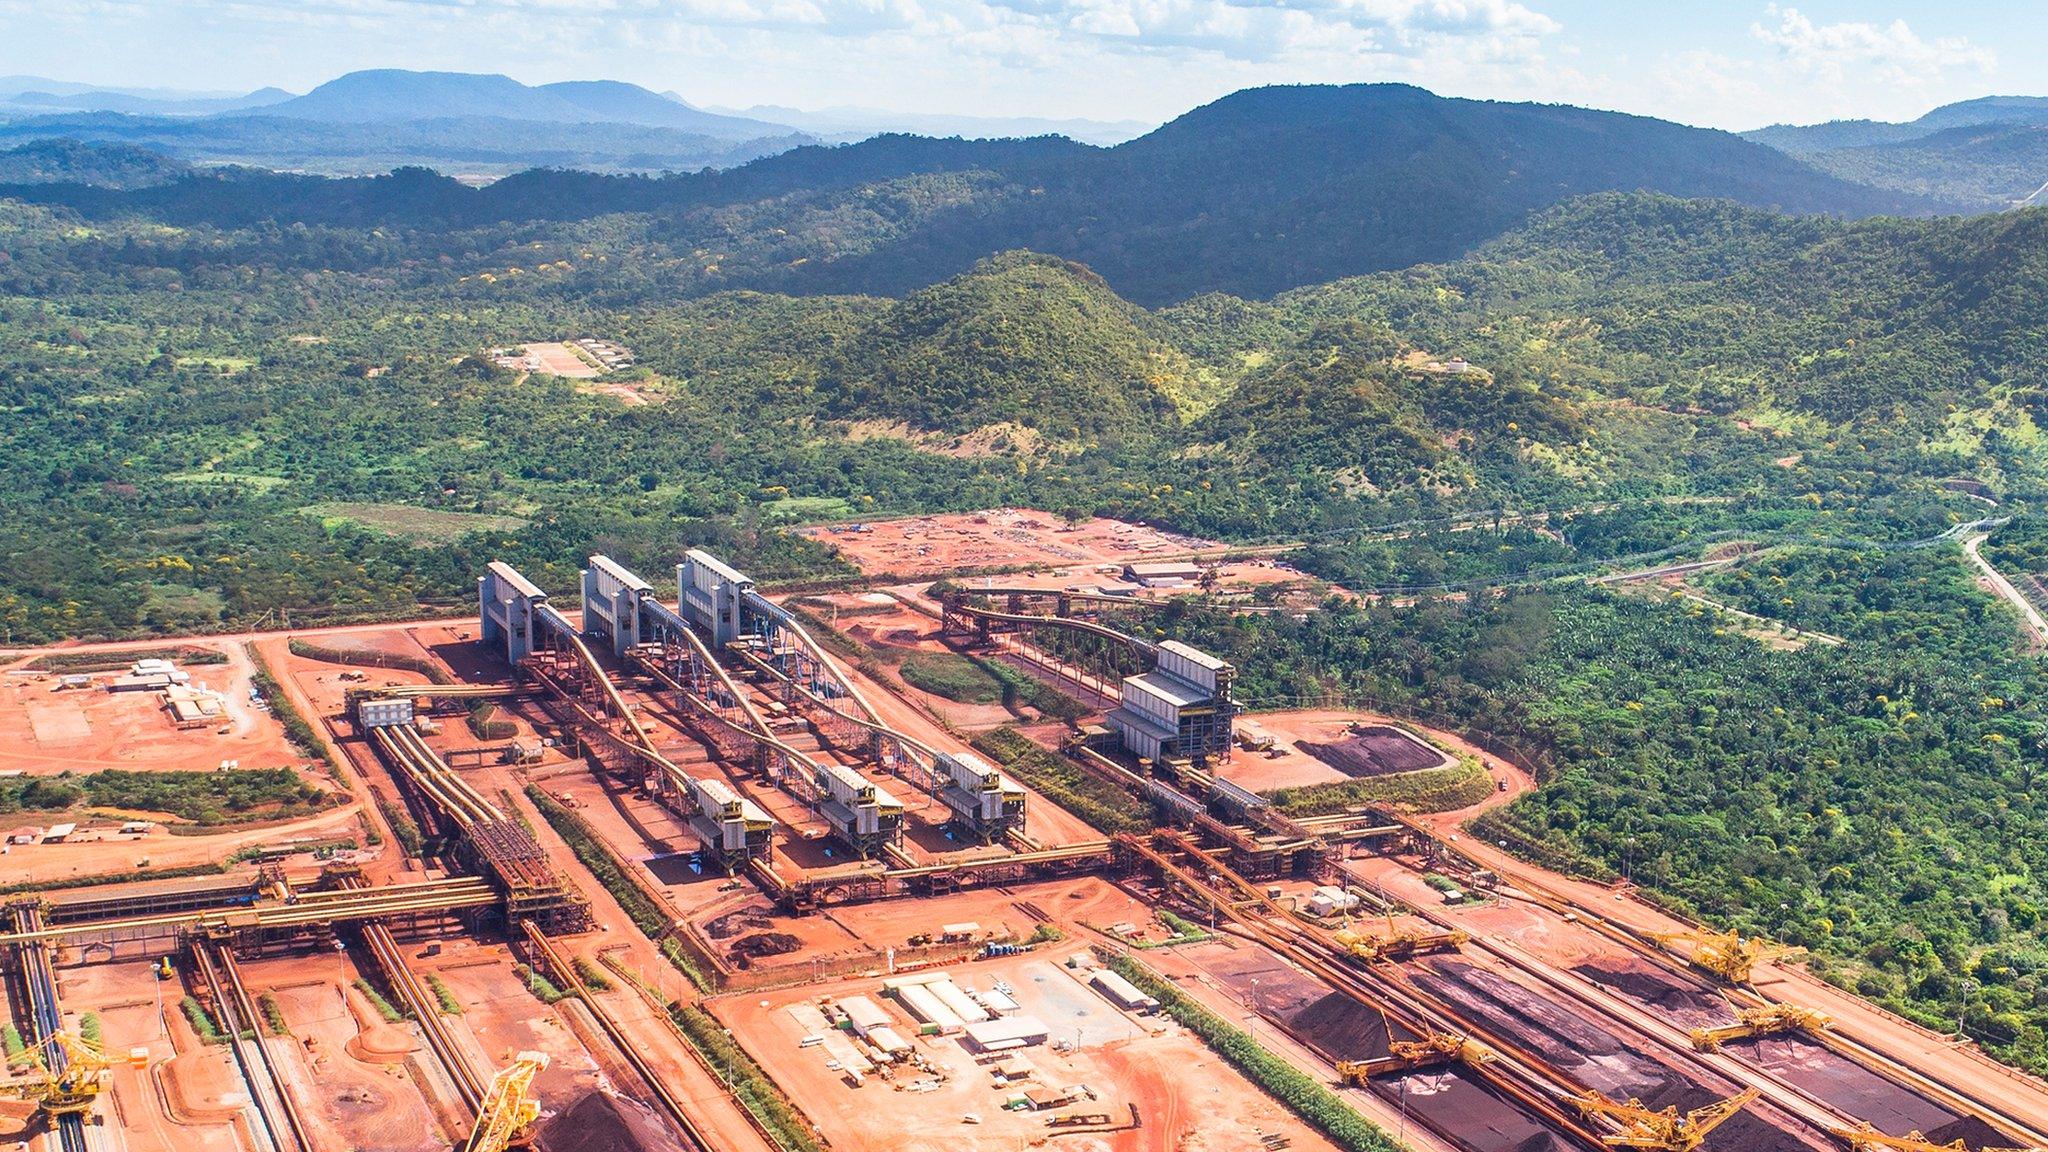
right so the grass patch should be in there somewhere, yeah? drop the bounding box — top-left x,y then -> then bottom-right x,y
899,652 -> 1005,703
467,700 -> 516,740
1107,953 -> 1402,1152
760,495 -> 853,523
1,1025 -> 23,1062
351,977 -> 407,1022
299,501 -> 528,545
1268,755 -> 1495,817
78,1012 -> 101,1047
513,963 -> 568,1005
427,974 -> 463,1016
164,470 -> 288,491
258,993 -> 289,1036
180,996 -> 223,1043
971,727 -> 1150,834
376,797 -> 424,857
573,957 -> 615,992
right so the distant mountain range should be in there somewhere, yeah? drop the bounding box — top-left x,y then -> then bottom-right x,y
1745,96 -> 2048,209
702,103 -> 1152,147
257,71 -> 793,141
2,83 -> 1947,304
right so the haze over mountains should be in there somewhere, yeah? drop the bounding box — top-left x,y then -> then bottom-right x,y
0,82 -> 1946,305
0,69 -> 1149,175
1745,96 -> 2048,209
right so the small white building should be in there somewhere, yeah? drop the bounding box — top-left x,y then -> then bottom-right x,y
1307,886 -> 1362,918
1088,969 -> 1159,1013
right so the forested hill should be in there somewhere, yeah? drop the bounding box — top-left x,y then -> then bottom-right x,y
0,83 -> 1947,304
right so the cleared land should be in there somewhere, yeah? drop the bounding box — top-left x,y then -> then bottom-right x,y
299,502 -> 531,545
801,508 -> 1224,577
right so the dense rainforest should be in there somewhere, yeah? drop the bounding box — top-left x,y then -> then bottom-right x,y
4,167 -> 2048,1069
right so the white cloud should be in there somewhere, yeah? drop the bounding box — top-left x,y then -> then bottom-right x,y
1750,5 -> 1994,87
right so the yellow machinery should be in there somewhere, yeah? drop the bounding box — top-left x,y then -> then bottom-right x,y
1648,929 -> 1798,985
1,1031 -> 141,1119
461,1050 -> 550,1152
1336,1032 -> 1493,1081
1688,1003 -> 1830,1051
1829,1123 -> 2042,1152
1574,1086 -> 1759,1151
1332,917 -> 1469,964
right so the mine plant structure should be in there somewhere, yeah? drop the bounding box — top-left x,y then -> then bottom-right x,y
938,584 -> 1240,768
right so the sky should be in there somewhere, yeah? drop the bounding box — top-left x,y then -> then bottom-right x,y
0,0 -> 2036,130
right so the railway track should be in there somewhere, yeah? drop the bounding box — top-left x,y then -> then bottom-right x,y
193,940 -> 313,1152
521,924 -> 709,1152
10,904 -> 87,1152
1377,812 -> 2048,1148
1118,832 -> 1608,1149
338,876 -> 485,1112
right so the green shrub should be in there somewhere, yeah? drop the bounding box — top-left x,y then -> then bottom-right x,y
672,1005 -> 821,1152
351,977 -> 406,1022
258,993 -> 289,1035
513,964 -> 568,1005
78,1012 -> 101,1046
573,957 -> 614,993
467,700 -> 517,740
377,797 -> 424,857
1,1024 -> 24,1063
428,975 -> 463,1016
180,996 -> 222,1043
244,644 -> 336,770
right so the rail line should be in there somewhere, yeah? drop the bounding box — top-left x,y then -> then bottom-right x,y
1379,811 -> 2048,1149
331,873 -> 486,1114
1117,832 -> 1608,1149
521,924 -> 709,1152
193,940 -> 313,1152
9,903 -> 87,1152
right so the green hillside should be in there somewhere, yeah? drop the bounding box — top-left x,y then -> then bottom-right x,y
816,253 -> 1202,439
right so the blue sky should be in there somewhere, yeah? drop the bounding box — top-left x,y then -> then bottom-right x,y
0,1 -> 2034,129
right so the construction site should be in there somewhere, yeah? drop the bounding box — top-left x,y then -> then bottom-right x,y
2,513 -> 2048,1152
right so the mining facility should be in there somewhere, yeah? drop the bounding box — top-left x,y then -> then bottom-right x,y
4,511 -> 2048,1152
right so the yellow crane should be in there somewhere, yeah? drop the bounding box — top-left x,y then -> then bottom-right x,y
1332,917 -> 1469,964
1829,1123 -> 2044,1152
1688,1003 -> 1830,1051
1647,928 -> 1799,985
1574,1086 -> 1759,1151
1335,1032 -> 1492,1082
460,1050 -> 550,1152
0,1031 -> 141,1119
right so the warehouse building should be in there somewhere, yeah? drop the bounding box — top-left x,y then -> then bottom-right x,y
1106,640 -> 1238,766
1122,560 -> 1204,588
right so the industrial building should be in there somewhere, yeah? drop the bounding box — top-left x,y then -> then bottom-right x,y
1106,640 -> 1238,766
816,762 -> 904,857
479,561 -> 549,664
937,750 -> 1028,842
1122,560 -> 1204,588
679,549 -> 754,647
682,776 -> 775,870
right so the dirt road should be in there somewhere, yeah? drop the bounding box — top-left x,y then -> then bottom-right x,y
1964,533 -> 2048,643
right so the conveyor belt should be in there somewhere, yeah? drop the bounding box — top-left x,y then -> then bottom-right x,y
0,878 -> 499,947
